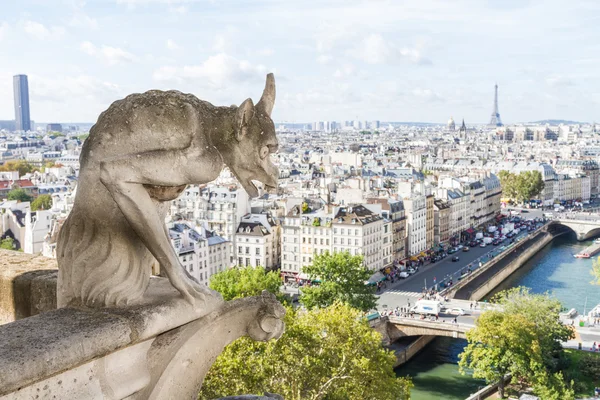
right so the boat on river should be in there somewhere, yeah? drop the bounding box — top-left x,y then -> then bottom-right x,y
595,238 -> 600,244
574,253 -> 590,258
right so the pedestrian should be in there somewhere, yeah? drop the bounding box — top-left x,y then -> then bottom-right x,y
470,303 -> 473,310
453,317 -> 457,324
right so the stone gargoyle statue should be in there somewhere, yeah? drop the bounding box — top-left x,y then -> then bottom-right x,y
56,74 -> 279,309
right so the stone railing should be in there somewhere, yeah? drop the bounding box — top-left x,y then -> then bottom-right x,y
0,250 -> 285,400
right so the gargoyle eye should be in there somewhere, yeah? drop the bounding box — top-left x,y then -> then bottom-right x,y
260,146 -> 269,160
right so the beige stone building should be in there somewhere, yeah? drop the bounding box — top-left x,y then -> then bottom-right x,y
426,193 -> 434,250
434,199 -> 451,244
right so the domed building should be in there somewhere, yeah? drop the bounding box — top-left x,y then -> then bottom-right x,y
447,116 -> 456,131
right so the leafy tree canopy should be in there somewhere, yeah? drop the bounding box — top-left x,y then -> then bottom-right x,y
31,194 -> 53,211
199,302 -> 412,400
0,160 -> 37,177
7,188 -> 33,202
459,287 -> 574,399
209,266 -> 282,302
300,252 -> 377,312
0,237 -> 15,250
498,170 -> 545,203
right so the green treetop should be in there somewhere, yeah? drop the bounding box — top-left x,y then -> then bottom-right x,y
300,251 -> 377,312
199,302 -> 412,400
7,188 -> 33,202
209,266 -> 282,301
31,194 -> 53,211
459,287 -> 574,399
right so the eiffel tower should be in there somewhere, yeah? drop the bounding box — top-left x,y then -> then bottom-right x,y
488,83 -> 503,127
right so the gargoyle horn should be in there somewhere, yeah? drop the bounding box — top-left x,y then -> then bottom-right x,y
257,73 -> 276,116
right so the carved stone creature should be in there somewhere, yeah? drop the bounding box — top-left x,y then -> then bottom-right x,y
57,74 -> 279,308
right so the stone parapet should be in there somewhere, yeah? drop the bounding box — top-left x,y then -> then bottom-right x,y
0,277 -> 285,400
0,249 -> 57,324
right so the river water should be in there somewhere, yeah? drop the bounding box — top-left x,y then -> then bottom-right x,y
396,232 -> 600,400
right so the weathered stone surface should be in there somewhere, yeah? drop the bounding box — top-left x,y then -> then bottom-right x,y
56,74 -> 279,309
0,307 -> 132,395
0,249 -> 57,324
0,283 -> 285,399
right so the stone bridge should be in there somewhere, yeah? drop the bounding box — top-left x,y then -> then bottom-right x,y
548,217 -> 600,241
377,316 -> 472,341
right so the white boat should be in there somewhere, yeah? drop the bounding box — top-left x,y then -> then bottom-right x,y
594,238 -> 600,244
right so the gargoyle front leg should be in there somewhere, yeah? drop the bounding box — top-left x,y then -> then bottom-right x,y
99,149 -> 216,305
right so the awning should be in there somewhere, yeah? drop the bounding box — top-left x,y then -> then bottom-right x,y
367,271 -> 386,284
465,228 -> 475,234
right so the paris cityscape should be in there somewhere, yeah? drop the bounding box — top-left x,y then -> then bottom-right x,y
2,1 -> 600,400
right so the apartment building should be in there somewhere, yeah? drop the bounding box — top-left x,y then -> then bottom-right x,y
235,213 -> 280,270
403,194 -> 427,256
168,222 -> 231,286
433,199 -> 451,244
280,204 -> 384,279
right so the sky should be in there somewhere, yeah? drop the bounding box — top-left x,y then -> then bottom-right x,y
1,0 -> 600,124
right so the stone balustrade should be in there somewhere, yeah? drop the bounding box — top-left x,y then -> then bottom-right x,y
0,250 -> 285,400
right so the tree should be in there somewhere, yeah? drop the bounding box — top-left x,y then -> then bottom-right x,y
300,252 -> 377,312
0,160 -> 36,177
7,188 -> 32,202
515,170 -> 545,203
302,201 -> 310,213
199,303 -> 412,400
209,266 -> 282,301
498,170 -> 545,203
498,170 -> 517,200
0,238 -> 15,250
459,288 -> 574,398
31,194 -> 53,211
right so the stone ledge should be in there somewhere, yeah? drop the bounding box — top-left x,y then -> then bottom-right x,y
0,280 -> 284,399
0,249 -> 58,324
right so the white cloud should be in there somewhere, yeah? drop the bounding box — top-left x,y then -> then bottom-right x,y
22,20 -> 65,40
352,34 -> 431,65
166,39 -> 180,50
153,53 -> 268,88
333,64 -> 355,79
31,74 -> 122,102
115,0 -> 190,12
213,34 -> 227,52
69,13 -> 98,30
317,54 -> 333,64
80,41 -> 137,65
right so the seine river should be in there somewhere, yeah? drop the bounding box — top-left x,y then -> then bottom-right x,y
396,232 -> 600,400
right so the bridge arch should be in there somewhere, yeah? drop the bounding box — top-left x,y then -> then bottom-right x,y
548,220 -> 600,241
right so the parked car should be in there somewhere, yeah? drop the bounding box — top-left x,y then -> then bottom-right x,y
448,248 -> 457,254
480,242 -> 486,248
452,256 -> 460,262
407,268 -> 417,275
448,307 -> 466,316
398,271 -> 410,279
462,246 -> 470,252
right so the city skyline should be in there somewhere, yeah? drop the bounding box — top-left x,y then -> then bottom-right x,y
1,1 -> 600,124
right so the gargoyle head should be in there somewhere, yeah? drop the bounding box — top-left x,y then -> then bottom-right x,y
223,73 -> 279,198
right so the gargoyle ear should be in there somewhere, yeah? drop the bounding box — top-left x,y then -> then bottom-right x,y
236,98 -> 255,140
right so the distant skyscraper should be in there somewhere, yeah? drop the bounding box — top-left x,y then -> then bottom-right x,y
488,83 -> 503,127
13,74 -> 31,132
